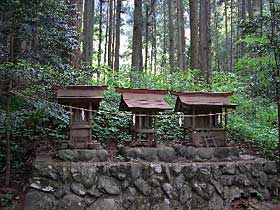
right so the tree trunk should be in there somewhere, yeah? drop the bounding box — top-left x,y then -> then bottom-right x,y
114,0 -> 121,71
144,2 -> 149,71
107,0 -> 113,67
236,0 -> 240,58
176,0 -> 186,70
82,0 -> 95,66
161,0 -> 167,72
225,0 -> 229,70
151,0 -> 156,74
269,0 -> 280,167
104,2 -> 109,64
98,0 -> 103,66
230,0 -> 234,71
112,0 -> 116,67
189,0 -> 199,69
131,0 -> 143,72
68,0 -> 83,68
176,0 -> 182,70
259,0 -> 263,36
213,0 -> 220,71
179,0 -> 186,69
199,0 -> 211,84
247,0 -> 253,19
168,0 -> 175,72
5,81 -> 12,187
240,0 -> 246,56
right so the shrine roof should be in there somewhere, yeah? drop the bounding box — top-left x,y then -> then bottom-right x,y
171,91 -> 237,111
116,88 -> 172,111
56,85 -> 107,104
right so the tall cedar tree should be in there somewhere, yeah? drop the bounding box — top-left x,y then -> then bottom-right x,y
98,0 -> 103,66
82,0 -> 95,66
151,0 -> 157,73
189,0 -> 199,69
177,0 -> 186,70
225,0 -> 229,70
114,0 -> 121,71
168,0 -> 175,71
68,0 -> 83,68
131,0 -> 143,71
268,0 -> 280,163
107,0 -> 113,67
199,0 -> 211,84
161,0 -> 167,71
213,0 -> 221,70
104,2 -> 109,64
144,2 -> 149,71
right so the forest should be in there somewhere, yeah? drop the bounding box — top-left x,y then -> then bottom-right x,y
0,0 -> 280,209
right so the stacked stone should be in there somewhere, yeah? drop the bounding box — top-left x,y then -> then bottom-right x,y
121,146 -> 241,162
24,159 -> 279,210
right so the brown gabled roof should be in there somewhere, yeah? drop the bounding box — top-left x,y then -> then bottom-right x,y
116,88 -> 172,111
171,91 -> 237,111
56,85 -> 107,104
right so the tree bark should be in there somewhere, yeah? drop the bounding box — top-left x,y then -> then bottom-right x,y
131,0 -> 143,72
144,2 -> 149,71
230,0 -> 234,71
247,0 -> 253,19
107,0 -> 113,67
104,2 -> 109,64
98,0 -> 103,66
5,81 -> 12,187
68,0 -> 83,68
176,0 -> 184,70
114,0 -> 121,71
151,0 -> 156,74
268,0 -> 280,167
225,0 -> 229,70
199,0 -> 211,84
161,0 -> 167,72
112,0 -> 116,67
168,0 -> 175,72
240,0 -> 246,56
179,0 -> 186,69
259,0 -> 263,36
82,0 -> 95,66
189,0 -> 199,69
213,0 -> 220,71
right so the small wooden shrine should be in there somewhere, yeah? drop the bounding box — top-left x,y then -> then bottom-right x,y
56,85 -> 107,149
172,91 -> 237,147
116,88 -> 172,145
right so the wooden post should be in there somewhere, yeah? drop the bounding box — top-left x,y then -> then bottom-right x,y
69,105 -> 73,125
154,114 -> 158,141
89,103 -> 92,144
138,112 -> 142,141
192,108 -> 196,129
69,105 -> 73,143
209,111 -> 213,129
224,108 -> 228,129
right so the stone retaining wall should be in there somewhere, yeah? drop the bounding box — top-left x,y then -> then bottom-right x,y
24,159 -> 280,210
121,146 -> 241,162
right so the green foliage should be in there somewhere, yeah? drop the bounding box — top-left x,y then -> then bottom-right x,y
0,192 -> 16,210
0,99 -> 68,169
0,0 -> 76,64
234,56 -> 275,97
92,88 -> 131,142
90,70 -> 278,158
228,95 -> 278,156
238,36 -> 270,45
0,64 -> 278,173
